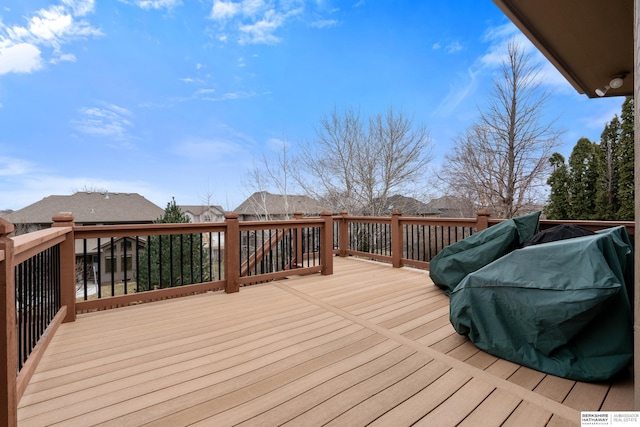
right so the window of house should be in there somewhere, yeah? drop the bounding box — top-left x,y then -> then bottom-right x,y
121,255 -> 132,271
105,257 -> 116,273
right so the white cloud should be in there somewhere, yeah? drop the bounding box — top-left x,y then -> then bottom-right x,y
480,24 -> 573,92
211,0 -> 241,20
0,1 -> 100,75
238,8 -> 302,45
62,0 -> 96,17
580,99 -> 622,131
445,41 -> 463,54
0,156 -> 33,176
0,43 -> 42,74
310,19 -> 338,29
200,90 -> 263,101
209,1 -> 321,45
239,18 -> 282,44
180,77 -> 205,84
133,0 -> 183,10
72,103 -> 134,139
436,68 -> 479,117
195,88 -> 216,95
50,52 -> 76,63
436,21 -> 575,118
432,40 -> 464,54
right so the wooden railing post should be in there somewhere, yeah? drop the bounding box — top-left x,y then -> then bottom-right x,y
339,210 -> 349,257
391,210 -> 403,268
476,209 -> 491,231
52,213 -> 76,323
293,211 -> 304,267
224,213 -> 240,293
320,211 -> 334,275
0,218 -> 17,426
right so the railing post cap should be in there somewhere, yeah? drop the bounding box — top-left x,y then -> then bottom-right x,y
52,212 -> 74,225
0,216 -> 14,235
320,210 -> 333,216
293,211 -> 303,219
392,210 -> 402,216
477,209 -> 491,217
224,212 -> 239,220
340,209 -> 348,216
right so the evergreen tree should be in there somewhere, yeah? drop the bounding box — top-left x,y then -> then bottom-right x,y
544,97 -> 634,221
616,97 -> 634,220
136,198 -> 209,291
545,153 -> 571,219
595,116 -> 621,219
567,138 -> 599,219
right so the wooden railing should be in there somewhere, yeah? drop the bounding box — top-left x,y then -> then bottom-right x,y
333,210 -> 492,269
0,214 -> 75,425
334,210 -> 634,270
0,209 -> 634,426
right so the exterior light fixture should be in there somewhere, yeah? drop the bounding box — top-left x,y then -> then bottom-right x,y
595,73 -> 628,97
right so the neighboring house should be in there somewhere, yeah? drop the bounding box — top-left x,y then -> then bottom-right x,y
428,196 -> 477,218
234,192 -> 330,221
179,205 -> 226,253
379,195 -> 440,217
179,205 -> 225,223
77,236 -> 147,287
6,192 -> 165,232
6,192 -> 165,287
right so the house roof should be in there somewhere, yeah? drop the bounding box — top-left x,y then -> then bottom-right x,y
492,0 -> 633,98
234,192 -> 329,216
179,205 -> 225,216
429,196 -> 477,218
6,192 -> 165,225
382,195 -> 439,216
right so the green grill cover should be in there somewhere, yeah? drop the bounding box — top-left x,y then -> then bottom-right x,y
429,211 -> 540,295
449,226 -> 633,381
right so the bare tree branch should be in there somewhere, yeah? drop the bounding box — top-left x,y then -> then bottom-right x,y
296,106 -> 432,215
439,41 -> 562,218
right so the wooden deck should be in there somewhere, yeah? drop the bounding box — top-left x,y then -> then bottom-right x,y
17,257 -> 633,426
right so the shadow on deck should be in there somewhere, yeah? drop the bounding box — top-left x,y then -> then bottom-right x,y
17,257 -> 633,426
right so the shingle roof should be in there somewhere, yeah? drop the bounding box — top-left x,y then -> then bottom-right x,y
179,205 -> 225,216
428,196 -> 477,218
382,195 -> 439,215
6,192 -> 165,225
234,192 -> 329,216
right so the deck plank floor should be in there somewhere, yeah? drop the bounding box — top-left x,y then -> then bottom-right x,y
18,257 -> 633,426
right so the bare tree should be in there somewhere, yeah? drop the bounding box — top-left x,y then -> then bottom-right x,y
243,138 -> 298,220
296,106 -> 432,216
72,184 -> 108,194
243,164 -> 274,220
440,41 -> 561,219
198,180 -> 216,221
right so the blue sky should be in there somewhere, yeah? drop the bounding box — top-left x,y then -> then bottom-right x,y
0,0 -> 624,212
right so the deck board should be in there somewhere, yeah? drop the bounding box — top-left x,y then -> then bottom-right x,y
17,257 -> 633,426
